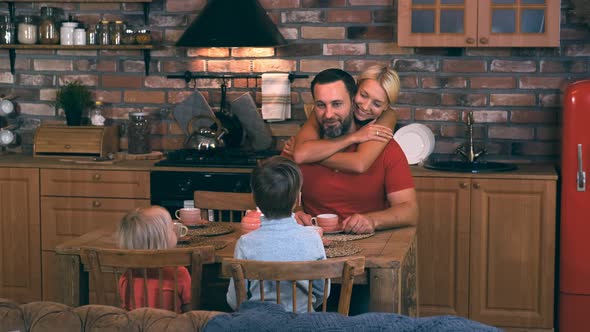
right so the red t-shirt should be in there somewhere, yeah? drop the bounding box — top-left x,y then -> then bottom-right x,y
118,266 -> 191,313
298,140 -> 414,220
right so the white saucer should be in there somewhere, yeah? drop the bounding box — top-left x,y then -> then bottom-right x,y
394,123 -> 435,165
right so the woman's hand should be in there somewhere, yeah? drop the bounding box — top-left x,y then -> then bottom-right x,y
282,136 -> 295,156
351,122 -> 393,144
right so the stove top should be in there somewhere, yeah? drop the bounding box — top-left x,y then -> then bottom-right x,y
154,149 -> 281,168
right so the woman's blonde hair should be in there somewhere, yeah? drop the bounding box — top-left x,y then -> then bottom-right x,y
357,65 -> 401,104
118,205 -> 173,250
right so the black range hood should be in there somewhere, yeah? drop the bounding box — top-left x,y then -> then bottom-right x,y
176,0 -> 287,48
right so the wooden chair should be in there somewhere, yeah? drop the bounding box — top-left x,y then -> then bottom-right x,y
220,256 -> 365,315
81,246 -> 215,312
194,190 -> 256,222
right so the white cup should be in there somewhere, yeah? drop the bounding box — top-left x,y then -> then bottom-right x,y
172,222 -> 188,237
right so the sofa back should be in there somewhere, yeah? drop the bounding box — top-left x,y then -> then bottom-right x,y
0,298 -> 226,332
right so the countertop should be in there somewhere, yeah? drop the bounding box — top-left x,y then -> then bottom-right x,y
0,153 -> 558,180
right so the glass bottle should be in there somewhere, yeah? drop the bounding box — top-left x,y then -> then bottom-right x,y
0,16 -> 15,44
109,20 -> 124,45
121,26 -> 135,45
17,15 -> 38,44
128,112 -> 151,154
135,27 -> 152,44
38,7 -> 60,44
98,20 -> 110,45
89,101 -> 105,126
86,24 -> 98,45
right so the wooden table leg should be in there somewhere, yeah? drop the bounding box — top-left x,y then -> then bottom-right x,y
369,267 -> 400,313
56,253 -> 88,307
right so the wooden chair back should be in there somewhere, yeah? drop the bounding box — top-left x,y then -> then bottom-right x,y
81,246 -> 215,311
194,190 -> 256,222
220,256 -> 365,315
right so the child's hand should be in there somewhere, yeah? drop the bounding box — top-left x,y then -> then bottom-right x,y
282,136 -> 295,155
294,210 -> 313,226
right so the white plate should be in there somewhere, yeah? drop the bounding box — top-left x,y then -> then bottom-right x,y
394,123 -> 435,165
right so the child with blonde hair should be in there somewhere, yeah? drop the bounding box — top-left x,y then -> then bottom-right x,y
117,205 -> 191,313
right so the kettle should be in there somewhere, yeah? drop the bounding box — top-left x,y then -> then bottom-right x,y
184,115 -> 228,152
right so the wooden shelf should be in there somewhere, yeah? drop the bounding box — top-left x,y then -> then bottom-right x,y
0,45 -> 154,75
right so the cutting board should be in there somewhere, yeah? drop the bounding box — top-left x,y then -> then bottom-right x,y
117,151 -> 164,160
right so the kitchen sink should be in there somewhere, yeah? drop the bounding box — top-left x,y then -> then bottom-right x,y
423,160 -> 517,173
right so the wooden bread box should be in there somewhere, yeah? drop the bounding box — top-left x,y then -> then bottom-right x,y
34,125 -> 119,158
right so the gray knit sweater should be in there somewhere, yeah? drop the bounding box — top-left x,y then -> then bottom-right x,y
226,214 -> 329,313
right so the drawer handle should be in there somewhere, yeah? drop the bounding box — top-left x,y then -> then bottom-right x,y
465,37 -> 475,44
460,182 -> 468,188
479,37 -> 489,45
92,200 -> 102,208
64,144 -> 71,149
93,173 -> 101,181
473,183 -> 481,189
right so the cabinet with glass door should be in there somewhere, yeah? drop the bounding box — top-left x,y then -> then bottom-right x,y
397,0 -> 560,47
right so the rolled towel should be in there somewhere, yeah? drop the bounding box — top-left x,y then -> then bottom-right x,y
261,73 -> 291,122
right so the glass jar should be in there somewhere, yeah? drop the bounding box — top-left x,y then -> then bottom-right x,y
135,27 -> 151,44
89,101 -> 105,126
121,26 -> 135,45
17,15 -> 38,44
86,24 -> 98,45
38,7 -> 60,44
109,20 -> 124,45
128,112 -> 151,154
0,16 -> 15,44
97,20 -> 110,45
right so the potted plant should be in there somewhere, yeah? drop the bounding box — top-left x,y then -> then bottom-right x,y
55,80 -> 93,126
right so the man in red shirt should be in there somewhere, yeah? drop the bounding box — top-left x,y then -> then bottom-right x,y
292,68 -> 418,234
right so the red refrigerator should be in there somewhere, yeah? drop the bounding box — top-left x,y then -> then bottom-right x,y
560,80 -> 590,331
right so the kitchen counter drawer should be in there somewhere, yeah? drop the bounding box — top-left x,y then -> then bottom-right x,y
41,196 -> 150,250
40,169 -> 150,198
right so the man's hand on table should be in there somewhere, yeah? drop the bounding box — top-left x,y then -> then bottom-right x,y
294,210 -> 313,226
342,214 -> 376,234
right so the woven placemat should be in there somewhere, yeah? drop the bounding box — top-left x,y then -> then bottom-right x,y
324,241 -> 362,258
177,235 -> 228,250
187,222 -> 234,237
323,232 -> 375,242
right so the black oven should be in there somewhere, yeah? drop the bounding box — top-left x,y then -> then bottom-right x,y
150,170 -> 252,221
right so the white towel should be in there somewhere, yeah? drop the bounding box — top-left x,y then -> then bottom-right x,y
261,73 -> 291,122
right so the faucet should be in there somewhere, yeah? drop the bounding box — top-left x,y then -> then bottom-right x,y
456,111 -> 486,163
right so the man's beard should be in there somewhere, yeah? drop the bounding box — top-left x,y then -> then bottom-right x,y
320,112 -> 353,138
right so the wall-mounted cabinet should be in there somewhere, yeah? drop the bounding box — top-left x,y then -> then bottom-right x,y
397,0 -> 560,47
0,0 -> 154,75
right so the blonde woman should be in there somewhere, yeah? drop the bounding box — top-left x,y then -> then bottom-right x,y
284,65 -> 400,173
117,205 -> 191,313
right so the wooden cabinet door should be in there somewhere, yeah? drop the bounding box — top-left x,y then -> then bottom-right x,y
41,196 -> 150,250
398,0 -> 478,47
478,0 -> 560,47
414,177 -> 471,317
469,179 -> 556,328
0,168 -> 41,302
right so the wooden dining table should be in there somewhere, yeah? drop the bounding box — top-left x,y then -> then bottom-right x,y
54,223 -> 418,316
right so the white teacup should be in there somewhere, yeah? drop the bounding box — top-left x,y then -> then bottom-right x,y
172,222 -> 188,237
175,207 -> 201,225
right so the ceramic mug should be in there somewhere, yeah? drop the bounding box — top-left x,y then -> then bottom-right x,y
175,207 -> 201,225
172,222 -> 188,238
311,213 -> 341,232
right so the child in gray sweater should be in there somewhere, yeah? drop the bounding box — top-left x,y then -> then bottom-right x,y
226,156 -> 328,313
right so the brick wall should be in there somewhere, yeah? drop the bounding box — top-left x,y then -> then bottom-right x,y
1,0 -> 589,163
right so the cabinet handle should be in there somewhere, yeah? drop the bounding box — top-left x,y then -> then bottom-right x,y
473,183 -> 480,189
92,200 -> 102,208
465,37 -> 475,44
460,182 -> 468,188
93,173 -> 101,181
64,144 -> 71,149
479,37 -> 489,45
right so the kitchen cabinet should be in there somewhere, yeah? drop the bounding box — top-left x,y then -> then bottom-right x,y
397,0 -> 560,47
40,168 -> 150,301
415,174 -> 556,329
0,0 -> 154,75
0,168 -> 40,303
